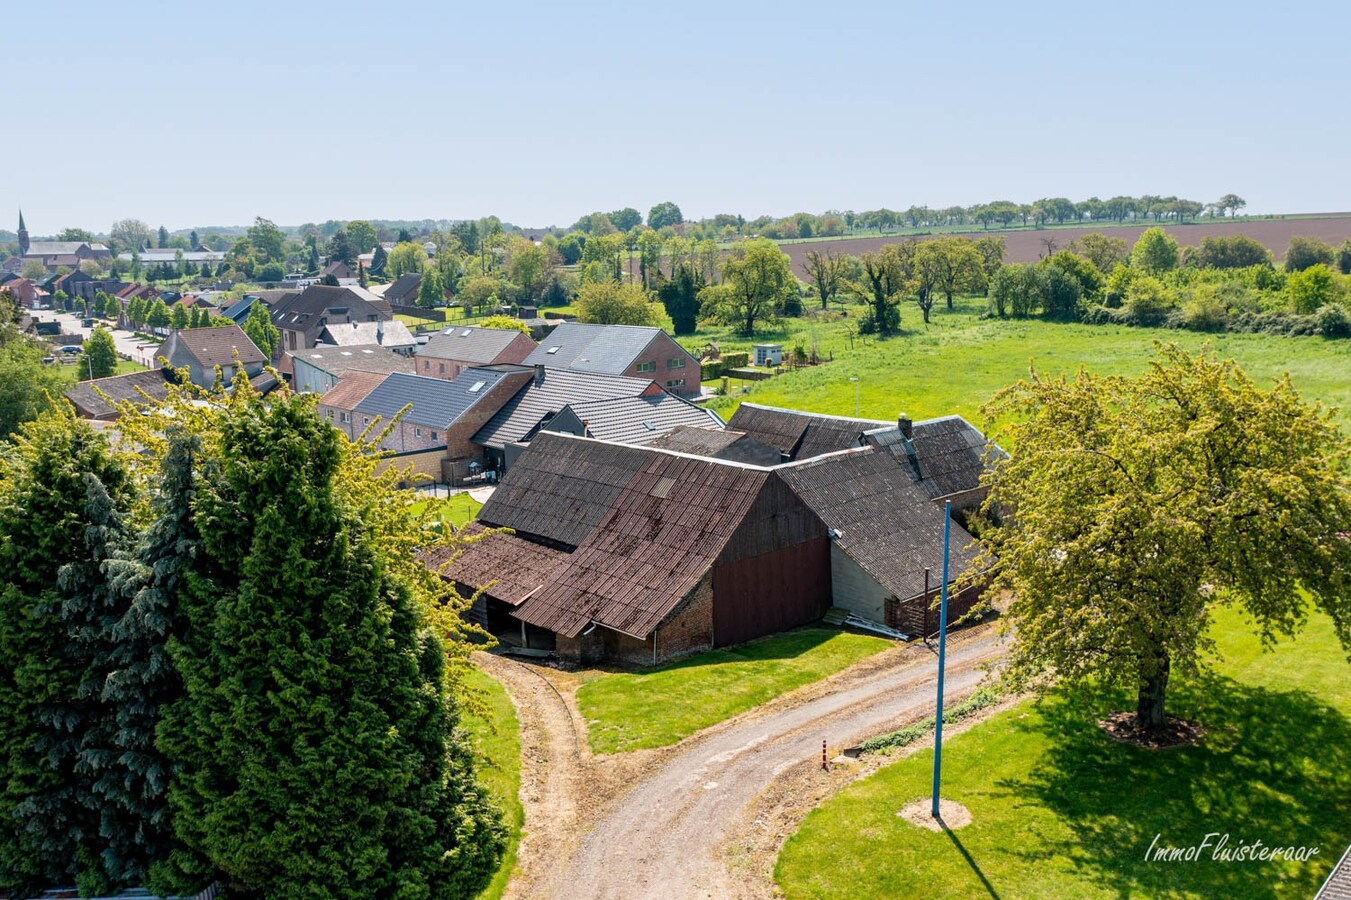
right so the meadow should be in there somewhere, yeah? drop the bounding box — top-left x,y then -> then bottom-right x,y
679,296 -> 1350,431
773,605 -> 1351,899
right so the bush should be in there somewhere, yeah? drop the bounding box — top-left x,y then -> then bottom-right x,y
721,351 -> 749,369
1286,264 -> 1337,314
1181,294 -> 1229,332
1123,275 -> 1175,326
1314,303 -> 1351,338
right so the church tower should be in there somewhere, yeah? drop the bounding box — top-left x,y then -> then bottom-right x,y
17,210 -> 29,256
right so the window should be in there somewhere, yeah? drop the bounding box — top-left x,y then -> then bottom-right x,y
666,378 -> 685,389
340,412 -> 351,423
415,428 -> 423,438
668,357 -> 685,369
430,431 -> 438,441
439,362 -> 445,374
636,361 -> 656,373
362,416 -> 369,426
423,360 -> 430,371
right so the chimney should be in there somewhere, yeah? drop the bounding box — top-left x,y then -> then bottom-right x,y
534,364 -> 545,386
898,414 -> 913,440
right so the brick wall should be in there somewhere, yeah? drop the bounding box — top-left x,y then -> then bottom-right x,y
442,371 -> 532,462
618,332 -> 701,398
890,580 -> 986,639
654,574 -> 715,662
374,447 -> 446,486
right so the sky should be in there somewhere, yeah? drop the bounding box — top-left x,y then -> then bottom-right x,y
5,0 -> 1349,234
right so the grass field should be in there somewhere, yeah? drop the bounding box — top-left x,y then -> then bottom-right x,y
774,606 -> 1351,899
408,493 -> 482,528
574,628 -> 891,754
689,297 -> 1351,432
462,667 -> 523,900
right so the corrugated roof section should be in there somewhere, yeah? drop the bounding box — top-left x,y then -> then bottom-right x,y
471,368 -> 656,450
421,523 -> 571,605
778,448 -> 982,601
64,369 -> 172,418
477,432 -> 652,547
557,395 -> 723,445
514,448 -> 769,638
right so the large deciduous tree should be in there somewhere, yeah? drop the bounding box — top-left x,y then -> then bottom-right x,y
575,281 -> 658,326
854,244 -> 910,331
80,326 -> 119,379
803,248 -> 849,311
702,239 -> 794,336
919,237 -> 987,309
973,345 -> 1351,735
647,201 -> 683,230
1130,226 -> 1179,274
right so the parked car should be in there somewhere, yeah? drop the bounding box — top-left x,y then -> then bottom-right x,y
59,345 -> 82,355
81,318 -> 95,328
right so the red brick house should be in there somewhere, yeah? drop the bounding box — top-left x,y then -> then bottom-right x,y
521,323 -> 701,399
415,325 -> 537,380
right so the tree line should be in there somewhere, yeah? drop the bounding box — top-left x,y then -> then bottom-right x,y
0,380 -> 504,897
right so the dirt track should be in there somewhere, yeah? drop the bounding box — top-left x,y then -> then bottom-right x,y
481,624 -> 1006,900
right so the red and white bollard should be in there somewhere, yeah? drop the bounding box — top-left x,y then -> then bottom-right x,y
821,740 -> 828,771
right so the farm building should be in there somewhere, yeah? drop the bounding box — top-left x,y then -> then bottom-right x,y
431,403 -> 998,665
522,322 -> 702,398
291,344 -> 414,394
416,325 -> 538,380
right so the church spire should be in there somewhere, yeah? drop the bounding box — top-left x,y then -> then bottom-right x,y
17,209 -> 29,256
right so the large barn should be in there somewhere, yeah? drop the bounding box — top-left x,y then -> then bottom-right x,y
427,403 -> 1001,665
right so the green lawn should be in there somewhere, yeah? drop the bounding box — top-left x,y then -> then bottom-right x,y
774,606 -> 1351,899
409,493 -> 482,528
692,297 -> 1351,431
575,628 -> 892,754
462,667 -> 523,900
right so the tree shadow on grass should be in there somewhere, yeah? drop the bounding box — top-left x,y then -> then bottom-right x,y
582,625 -> 844,677
999,675 -> 1350,898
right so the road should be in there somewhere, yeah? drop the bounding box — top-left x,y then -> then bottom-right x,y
30,309 -> 160,368
488,626 -> 1005,900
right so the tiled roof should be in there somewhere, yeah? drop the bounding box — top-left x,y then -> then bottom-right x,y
384,273 -> 422,304
355,369 -> 509,429
318,320 -> 416,349
422,523 -> 571,606
522,322 -> 677,374
513,439 -> 770,638
63,369 -> 171,419
477,431 -> 653,548
161,325 -> 265,368
419,325 -> 534,364
317,370 -> 389,412
556,395 -> 723,445
646,425 -> 784,465
293,345 -> 415,377
471,367 -> 656,450
25,241 -> 108,255
778,448 -> 982,601
864,415 -> 1001,500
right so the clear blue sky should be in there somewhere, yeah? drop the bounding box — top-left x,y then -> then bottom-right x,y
5,0 -> 1348,233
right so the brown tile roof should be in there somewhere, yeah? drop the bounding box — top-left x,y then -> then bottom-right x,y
778,448 -> 982,601
513,441 -> 770,638
422,523 -> 571,606
293,345 -> 416,377
727,403 -> 889,459
163,324 -> 266,368
318,370 -> 389,412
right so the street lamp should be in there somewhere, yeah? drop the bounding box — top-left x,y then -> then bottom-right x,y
849,377 -> 860,417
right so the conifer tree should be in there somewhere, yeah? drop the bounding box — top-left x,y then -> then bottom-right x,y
155,391 -> 503,896
91,430 -> 205,890
0,410 -> 133,895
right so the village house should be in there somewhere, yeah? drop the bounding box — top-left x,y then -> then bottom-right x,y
415,325 -> 537,380
291,345 -> 415,395
316,371 -> 389,441
270,284 -> 390,357
317,319 -> 417,355
1,276 -> 44,308
522,322 -> 702,399
381,273 -> 422,308
155,324 -> 267,388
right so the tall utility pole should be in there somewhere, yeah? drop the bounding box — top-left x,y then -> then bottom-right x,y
850,376 -> 860,417
931,500 -> 952,819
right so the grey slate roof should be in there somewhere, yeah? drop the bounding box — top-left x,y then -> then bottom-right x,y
318,320 -> 416,349
471,367 -> 657,450
522,322 -> 676,374
554,395 -> 723,445
270,285 -> 385,330
291,345 -> 415,377
384,273 -> 422,305
25,241 -> 109,256
779,448 -> 982,602
419,325 -> 534,364
355,369 -> 508,429
1319,843 -> 1351,900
